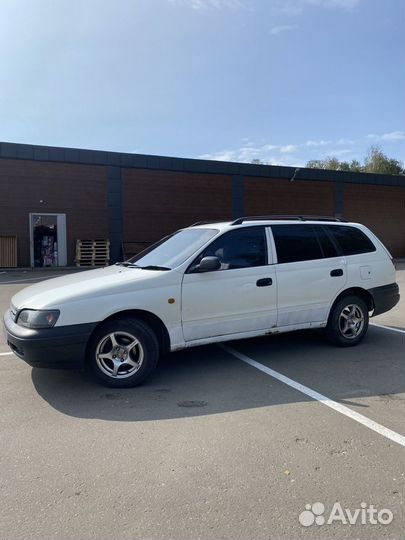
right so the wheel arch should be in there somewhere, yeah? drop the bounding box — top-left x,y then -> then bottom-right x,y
329,287 -> 374,320
88,309 -> 171,356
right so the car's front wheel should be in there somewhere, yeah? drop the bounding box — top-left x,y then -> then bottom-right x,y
88,318 -> 159,387
326,295 -> 369,347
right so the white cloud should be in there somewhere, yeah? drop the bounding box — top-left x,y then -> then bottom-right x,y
279,144 -> 297,153
269,24 -> 298,35
199,146 -> 261,163
304,0 -> 360,8
322,148 -> 352,157
198,140 -> 301,164
305,139 -> 332,146
382,131 -> 405,141
336,137 -> 355,145
238,146 -> 263,161
278,0 -> 360,15
169,0 -> 244,10
198,149 -> 237,161
366,131 -> 405,142
267,157 -> 305,167
198,138 -> 332,163
263,144 -> 278,151
198,130 -> 404,166
171,0 -> 359,12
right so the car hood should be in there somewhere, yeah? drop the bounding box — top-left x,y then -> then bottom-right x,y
11,265 -> 171,310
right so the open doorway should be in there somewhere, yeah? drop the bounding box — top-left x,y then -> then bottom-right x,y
29,213 -> 67,267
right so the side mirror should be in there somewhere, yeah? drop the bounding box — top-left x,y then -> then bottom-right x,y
193,256 -> 221,273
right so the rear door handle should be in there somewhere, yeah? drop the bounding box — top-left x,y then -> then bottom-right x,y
330,269 -> 344,277
256,278 -> 273,287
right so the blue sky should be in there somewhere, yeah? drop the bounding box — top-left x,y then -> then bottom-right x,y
0,0 -> 403,166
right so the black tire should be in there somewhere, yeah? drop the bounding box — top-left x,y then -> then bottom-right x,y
87,317 -> 159,387
326,295 -> 369,347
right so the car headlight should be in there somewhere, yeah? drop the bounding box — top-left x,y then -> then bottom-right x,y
17,309 -> 60,329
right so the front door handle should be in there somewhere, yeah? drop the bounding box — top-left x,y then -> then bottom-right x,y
256,278 -> 273,287
330,268 -> 344,277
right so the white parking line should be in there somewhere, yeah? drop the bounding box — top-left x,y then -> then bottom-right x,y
371,323 -> 405,334
0,276 -> 50,284
220,343 -> 405,448
0,351 -> 13,356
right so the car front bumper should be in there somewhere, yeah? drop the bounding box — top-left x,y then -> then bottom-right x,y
369,282 -> 400,317
3,309 -> 97,369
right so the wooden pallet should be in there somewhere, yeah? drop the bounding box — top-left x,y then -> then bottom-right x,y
76,261 -> 109,267
75,239 -> 110,267
0,236 -> 17,267
76,252 -> 109,258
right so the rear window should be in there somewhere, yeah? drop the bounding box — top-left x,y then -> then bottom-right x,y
325,225 -> 376,256
272,225 -> 323,263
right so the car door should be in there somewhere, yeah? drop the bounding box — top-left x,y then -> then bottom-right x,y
181,226 -> 277,341
270,224 -> 347,327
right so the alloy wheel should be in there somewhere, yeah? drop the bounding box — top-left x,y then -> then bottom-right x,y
338,304 -> 365,339
95,331 -> 144,379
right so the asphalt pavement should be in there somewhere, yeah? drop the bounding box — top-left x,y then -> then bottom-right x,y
0,266 -> 403,539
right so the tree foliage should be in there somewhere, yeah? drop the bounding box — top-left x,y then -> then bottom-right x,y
363,146 -> 404,175
306,146 -> 404,175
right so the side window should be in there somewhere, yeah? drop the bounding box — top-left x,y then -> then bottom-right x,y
190,227 -> 267,271
313,226 -> 339,258
272,225 -> 323,264
326,225 -> 376,256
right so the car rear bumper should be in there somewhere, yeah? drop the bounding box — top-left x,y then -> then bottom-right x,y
3,309 -> 96,369
369,282 -> 400,317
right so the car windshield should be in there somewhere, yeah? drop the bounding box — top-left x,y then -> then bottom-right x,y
126,228 -> 219,269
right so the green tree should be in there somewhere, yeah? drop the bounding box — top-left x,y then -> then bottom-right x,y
306,157 -> 341,170
363,145 -> 403,175
306,145 -> 404,175
347,159 -> 362,172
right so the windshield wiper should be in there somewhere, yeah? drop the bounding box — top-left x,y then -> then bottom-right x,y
115,262 -> 140,267
139,265 -> 171,271
115,262 -> 170,270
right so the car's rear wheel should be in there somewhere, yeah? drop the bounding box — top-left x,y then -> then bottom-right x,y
88,318 -> 159,387
326,295 -> 369,347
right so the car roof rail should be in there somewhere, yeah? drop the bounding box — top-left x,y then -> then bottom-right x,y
190,220 -> 226,226
230,215 -> 348,225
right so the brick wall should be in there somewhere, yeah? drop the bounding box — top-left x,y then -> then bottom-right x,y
344,184 -> 405,258
0,156 -> 404,266
0,159 -> 108,266
244,178 -> 335,216
122,169 -> 233,253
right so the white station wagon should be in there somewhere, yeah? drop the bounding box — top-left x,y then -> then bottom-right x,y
4,216 -> 400,387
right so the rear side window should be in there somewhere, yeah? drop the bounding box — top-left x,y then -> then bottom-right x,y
326,225 -> 376,256
313,226 -> 339,258
272,225 -> 323,263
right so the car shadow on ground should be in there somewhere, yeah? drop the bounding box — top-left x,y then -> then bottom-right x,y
31,327 -> 405,422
